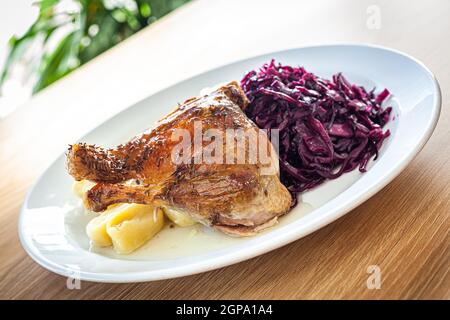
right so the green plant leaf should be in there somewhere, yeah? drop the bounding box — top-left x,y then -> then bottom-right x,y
1,0 -> 192,97
33,31 -> 79,93
139,3 -> 152,17
37,0 -> 59,13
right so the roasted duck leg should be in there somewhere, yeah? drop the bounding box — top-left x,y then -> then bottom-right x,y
67,82 -> 292,236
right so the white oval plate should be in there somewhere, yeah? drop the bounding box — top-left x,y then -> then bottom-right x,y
19,44 -> 441,283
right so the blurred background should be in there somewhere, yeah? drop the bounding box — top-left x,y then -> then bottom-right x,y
0,0 -> 191,118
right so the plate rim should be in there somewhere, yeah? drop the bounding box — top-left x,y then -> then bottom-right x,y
18,43 -> 442,283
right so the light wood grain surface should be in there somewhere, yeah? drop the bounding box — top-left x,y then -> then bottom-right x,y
0,0 -> 449,299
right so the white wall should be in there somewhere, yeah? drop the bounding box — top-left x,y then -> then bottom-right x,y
0,1 -> 38,70
0,1 -> 38,117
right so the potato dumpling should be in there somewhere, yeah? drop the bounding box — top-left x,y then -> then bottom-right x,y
86,207 -> 116,247
75,180 -> 165,254
106,205 -> 164,254
86,203 -> 165,254
73,180 -> 96,198
163,207 -> 196,227
86,203 -> 164,254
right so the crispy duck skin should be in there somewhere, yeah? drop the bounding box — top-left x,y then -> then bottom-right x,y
67,81 -> 292,236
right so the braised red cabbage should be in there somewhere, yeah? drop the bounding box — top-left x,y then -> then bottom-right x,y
241,60 -> 392,206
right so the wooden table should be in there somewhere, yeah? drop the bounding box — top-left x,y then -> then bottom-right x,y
0,0 -> 448,299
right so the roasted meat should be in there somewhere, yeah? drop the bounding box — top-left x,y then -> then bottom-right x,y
67,81 -> 292,236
